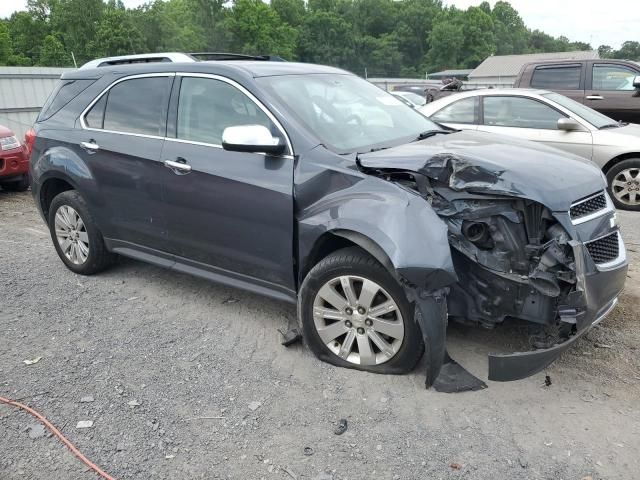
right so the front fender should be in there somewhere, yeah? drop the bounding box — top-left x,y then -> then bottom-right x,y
297,175 -> 457,290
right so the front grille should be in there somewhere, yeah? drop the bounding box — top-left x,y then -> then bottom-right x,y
585,231 -> 620,264
570,192 -> 607,220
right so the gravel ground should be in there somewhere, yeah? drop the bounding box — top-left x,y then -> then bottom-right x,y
1,189 -> 639,480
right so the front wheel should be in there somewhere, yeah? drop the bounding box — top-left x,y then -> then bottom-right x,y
299,247 -> 424,374
48,190 -> 116,275
606,159 -> 640,211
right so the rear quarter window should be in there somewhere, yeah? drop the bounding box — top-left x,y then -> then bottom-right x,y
531,65 -> 582,90
38,79 -> 95,122
83,76 -> 172,136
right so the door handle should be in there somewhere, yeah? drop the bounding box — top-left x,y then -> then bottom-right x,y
586,95 -> 604,100
80,140 -> 99,154
164,159 -> 192,174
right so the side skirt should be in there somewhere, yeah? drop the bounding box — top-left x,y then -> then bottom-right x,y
105,238 -> 297,304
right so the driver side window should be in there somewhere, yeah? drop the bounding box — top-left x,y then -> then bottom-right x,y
592,64 -> 638,91
177,77 -> 275,145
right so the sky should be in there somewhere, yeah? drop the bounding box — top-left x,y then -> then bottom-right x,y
1,0 -> 637,50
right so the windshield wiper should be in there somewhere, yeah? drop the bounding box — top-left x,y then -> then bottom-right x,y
600,121 -> 623,129
413,130 -> 451,141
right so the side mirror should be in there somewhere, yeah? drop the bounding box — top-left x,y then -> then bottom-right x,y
557,117 -> 582,131
222,125 -> 286,155
633,75 -> 640,89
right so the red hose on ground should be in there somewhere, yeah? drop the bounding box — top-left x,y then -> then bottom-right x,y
0,395 -> 115,480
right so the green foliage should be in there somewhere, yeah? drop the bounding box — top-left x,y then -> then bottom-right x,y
39,34 -> 69,66
228,0 -> 297,59
1,0 -> 638,72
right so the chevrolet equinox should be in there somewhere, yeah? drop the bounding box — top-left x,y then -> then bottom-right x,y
29,57 -> 628,388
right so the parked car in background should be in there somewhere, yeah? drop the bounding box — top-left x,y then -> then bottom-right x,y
29,57 -> 626,387
420,89 -> 640,210
390,91 -> 426,108
514,59 -> 640,123
0,124 -> 29,191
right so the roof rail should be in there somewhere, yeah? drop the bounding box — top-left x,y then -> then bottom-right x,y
189,52 -> 287,62
79,52 -> 287,70
80,52 -> 196,69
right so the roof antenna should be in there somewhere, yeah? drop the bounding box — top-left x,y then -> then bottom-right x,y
71,52 -> 78,68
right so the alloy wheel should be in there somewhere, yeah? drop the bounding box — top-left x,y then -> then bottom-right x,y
54,205 -> 89,265
312,275 -> 405,365
611,167 -> 640,206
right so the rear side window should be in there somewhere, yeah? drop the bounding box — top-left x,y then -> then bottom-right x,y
38,79 -> 95,122
85,76 -> 172,136
531,65 -> 582,90
431,97 -> 478,124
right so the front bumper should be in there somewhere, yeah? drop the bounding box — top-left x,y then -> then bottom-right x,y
488,239 -> 628,382
0,146 -> 28,180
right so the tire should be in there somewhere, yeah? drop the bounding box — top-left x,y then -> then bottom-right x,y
606,158 -> 640,211
48,190 -> 116,275
1,174 -> 29,192
298,247 -> 424,374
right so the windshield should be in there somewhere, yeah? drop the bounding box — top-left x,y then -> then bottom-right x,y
542,92 -> 617,128
257,74 -> 440,153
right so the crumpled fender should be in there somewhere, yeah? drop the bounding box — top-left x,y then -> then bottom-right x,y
297,176 -> 457,290
297,175 -> 461,387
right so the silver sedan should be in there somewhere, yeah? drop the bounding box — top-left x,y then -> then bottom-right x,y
419,89 -> 640,210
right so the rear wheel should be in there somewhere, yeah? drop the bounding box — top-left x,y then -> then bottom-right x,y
1,174 -> 29,192
48,190 -> 116,275
606,159 -> 640,211
299,247 -> 423,374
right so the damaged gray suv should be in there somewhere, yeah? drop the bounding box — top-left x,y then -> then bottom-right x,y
30,57 -> 628,388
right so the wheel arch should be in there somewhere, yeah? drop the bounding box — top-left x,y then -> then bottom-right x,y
298,229 -> 396,289
601,152 -> 640,174
39,175 -> 77,221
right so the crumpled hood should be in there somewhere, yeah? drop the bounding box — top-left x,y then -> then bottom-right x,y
358,130 -> 606,211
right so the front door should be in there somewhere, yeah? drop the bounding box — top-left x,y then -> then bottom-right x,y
585,62 -> 640,123
77,74 -> 173,251
161,74 -> 295,292
477,95 -> 593,160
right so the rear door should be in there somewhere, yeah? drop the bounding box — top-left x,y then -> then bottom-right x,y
429,96 -> 479,131
160,74 -> 295,293
79,74 -> 173,251
585,61 -> 640,123
477,95 -> 593,159
528,63 -> 585,103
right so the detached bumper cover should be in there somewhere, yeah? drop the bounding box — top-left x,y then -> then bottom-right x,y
488,240 -> 628,382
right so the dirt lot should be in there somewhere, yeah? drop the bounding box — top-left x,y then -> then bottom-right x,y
1,189 -> 639,480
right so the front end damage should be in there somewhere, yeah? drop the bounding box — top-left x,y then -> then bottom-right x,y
358,147 -> 628,389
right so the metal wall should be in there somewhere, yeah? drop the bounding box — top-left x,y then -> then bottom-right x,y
0,67 -> 74,140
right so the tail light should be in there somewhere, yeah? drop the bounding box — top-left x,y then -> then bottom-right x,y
24,128 -> 36,160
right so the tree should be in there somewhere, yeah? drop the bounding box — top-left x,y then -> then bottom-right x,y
88,1 -> 144,57
425,8 -> 464,72
598,45 -> 613,58
491,1 -> 527,55
49,0 -> 104,64
614,41 -> 640,60
39,34 -> 69,66
460,7 -> 495,68
271,0 -> 306,26
298,10 -> 355,69
228,0 -> 297,59
0,22 -> 12,65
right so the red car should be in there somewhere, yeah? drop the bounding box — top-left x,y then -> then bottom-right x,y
0,124 -> 29,191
